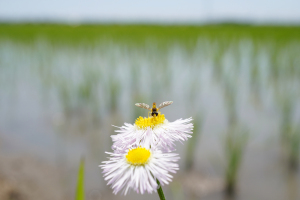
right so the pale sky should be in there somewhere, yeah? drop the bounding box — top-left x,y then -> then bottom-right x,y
0,0 -> 300,24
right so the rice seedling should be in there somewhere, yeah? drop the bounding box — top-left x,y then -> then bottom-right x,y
285,126 -> 300,170
224,124 -> 249,195
185,115 -> 202,170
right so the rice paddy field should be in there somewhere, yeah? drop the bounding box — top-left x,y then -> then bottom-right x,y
0,24 -> 300,200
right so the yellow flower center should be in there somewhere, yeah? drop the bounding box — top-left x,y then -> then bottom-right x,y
135,114 -> 165,129
126,147 -> 151,166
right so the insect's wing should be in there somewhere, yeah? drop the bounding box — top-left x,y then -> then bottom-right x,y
135,103 -> 151,110
158,101 -> 173,110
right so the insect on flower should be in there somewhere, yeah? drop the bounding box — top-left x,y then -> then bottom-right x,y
102,100 -> 193,198
112,100 -> 193,152
135,101 -> 173,117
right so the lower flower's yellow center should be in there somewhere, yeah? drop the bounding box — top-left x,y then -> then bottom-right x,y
126,147 -> 151,166
135,114 -> 165,129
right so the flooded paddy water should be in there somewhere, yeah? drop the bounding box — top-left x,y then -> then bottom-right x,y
0,24 -> 300,200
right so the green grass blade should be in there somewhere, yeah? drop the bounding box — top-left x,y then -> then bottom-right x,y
76,158 -> 85,200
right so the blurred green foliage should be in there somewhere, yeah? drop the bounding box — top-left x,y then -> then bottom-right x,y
1,24 -> 300,47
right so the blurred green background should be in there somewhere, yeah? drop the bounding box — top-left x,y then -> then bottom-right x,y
0,23 -> 300,200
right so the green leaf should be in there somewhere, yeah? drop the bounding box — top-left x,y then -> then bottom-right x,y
76,158 -> 85,200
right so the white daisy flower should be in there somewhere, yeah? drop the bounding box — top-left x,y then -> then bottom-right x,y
111,114 -> 193,152
100,144 -> 179,195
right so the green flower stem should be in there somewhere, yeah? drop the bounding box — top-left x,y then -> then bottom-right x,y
156,179 -> 166,200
